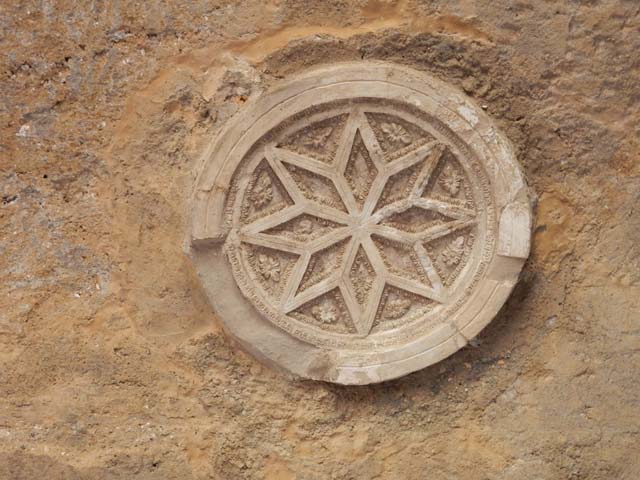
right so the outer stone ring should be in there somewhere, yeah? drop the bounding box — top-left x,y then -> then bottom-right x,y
190,62 -> 532,384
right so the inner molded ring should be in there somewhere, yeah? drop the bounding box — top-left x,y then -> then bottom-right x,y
223,97 -> 495,350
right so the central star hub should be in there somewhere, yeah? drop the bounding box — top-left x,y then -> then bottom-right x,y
351,214 -> 370,231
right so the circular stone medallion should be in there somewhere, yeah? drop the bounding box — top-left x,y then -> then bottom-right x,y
190,63 -> 531,384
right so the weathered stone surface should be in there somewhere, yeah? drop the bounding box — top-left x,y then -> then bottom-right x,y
191,63 -> 531,384
2,1 -> 640,478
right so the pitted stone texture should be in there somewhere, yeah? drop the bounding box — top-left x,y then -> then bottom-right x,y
190,63 -> 532,384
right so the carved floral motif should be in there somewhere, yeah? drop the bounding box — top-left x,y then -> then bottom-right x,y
439,165 -> 462,196
381,122 -> 412,147
257,253 -> 281,282
311,301 -> 338,324
440,236 -> 466,267
251,173 -> 273,208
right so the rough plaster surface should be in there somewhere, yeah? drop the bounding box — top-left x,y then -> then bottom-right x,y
1,0 -> 639,478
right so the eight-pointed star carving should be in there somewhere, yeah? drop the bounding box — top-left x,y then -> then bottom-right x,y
237,109 -> 477,336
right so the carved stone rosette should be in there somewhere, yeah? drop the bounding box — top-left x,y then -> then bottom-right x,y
190,63 -> 532,384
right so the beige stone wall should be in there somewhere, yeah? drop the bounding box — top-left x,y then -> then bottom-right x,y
1,1 -> 639,478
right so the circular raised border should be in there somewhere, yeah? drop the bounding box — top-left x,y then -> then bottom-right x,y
189,62 -> 532,385
224,98 -> 494,348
